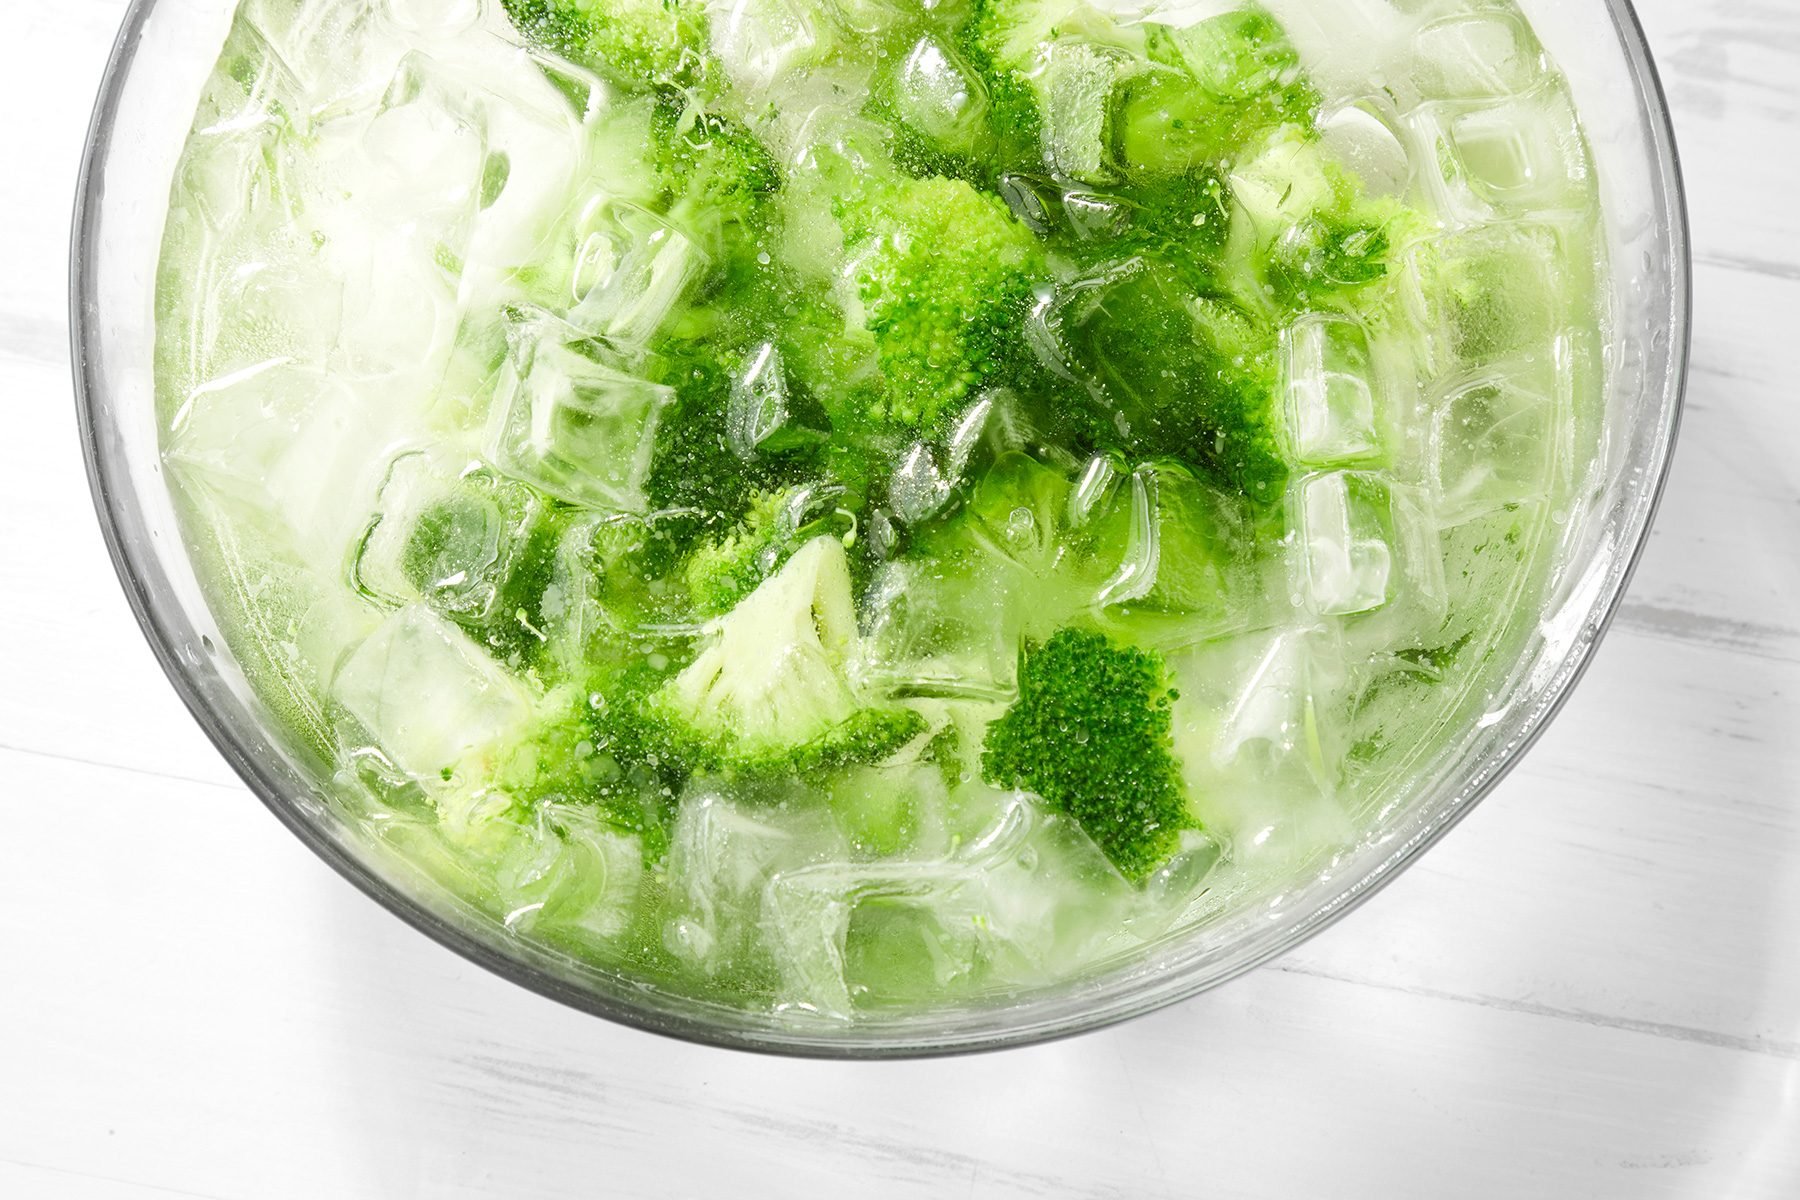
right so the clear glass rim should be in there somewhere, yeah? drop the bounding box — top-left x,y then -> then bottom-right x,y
70,0 -> 1691,1060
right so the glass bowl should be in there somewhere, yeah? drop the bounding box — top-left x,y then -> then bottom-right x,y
72,0 -> 1687,1057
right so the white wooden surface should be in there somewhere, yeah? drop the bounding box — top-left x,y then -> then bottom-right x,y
5,2 -> 1799,1196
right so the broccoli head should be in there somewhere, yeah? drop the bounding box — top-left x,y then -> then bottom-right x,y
500,0 -> 706,89
836,176 -> 1049,436
1043,257 -> 1286,504
655,535 -> 925,773
680,484 -> 854,617
981,628 -> 1194,881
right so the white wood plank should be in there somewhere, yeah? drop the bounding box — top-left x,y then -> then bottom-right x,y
4,751 -> 1799,1200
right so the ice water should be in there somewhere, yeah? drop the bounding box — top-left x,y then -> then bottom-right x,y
154,0 -> 1604,1020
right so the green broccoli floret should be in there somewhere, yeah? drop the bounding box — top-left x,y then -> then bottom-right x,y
681,485 -> 854,616
836,176 -> 1049,435
655,106 -> 782,240
1047,258 -> 1286,504
656,536 -> 925,773
487,685 -> 682,864
981,628 -> 1194,881
500,0 -> 706,89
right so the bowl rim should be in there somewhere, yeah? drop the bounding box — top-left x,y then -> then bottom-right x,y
70,0 -> 1690,1059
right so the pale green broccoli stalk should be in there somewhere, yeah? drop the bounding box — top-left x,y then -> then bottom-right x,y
657,536 -> 925,773
835,176 -> 1049,435
499,0 -> 707,90
981,628 -> 1195,881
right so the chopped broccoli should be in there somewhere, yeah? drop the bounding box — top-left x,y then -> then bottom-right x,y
1044,257 -> 1287,503
680,484 -> 853,616
655,535 -> 925,772
500,0 -> 706,90
981,628 -> 1194,881
835,176 -> 1049,435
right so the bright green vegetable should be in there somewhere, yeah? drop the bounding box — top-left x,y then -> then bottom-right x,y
835,175 -> 1050,435
656,536 -> 926,775
981,628 -> 1194,881
499,0 -> 706,89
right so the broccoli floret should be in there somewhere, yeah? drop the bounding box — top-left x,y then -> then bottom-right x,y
681,485 -> 854,616
655,536 -> 924,772
1047,258 -> 1286,503
500,0 -> 705,89
836,176 -> 1049,435
981,628 -> 1194,881
655,105 -> 782,242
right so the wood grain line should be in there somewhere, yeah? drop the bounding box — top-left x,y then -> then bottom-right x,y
0,742 -> 242,795
0,1157 -> 231,1200
1696,253 -> 1800,284
1612,602 -> 1800,664
1272,961 -> 1800,1061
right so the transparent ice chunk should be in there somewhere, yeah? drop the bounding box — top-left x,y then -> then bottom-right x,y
1428,366 -> 1564,524
1406,220 -> 1574,373
382,0 -> 485,37
495,801 -> 644,941
707,0 -> 822,100
857,560 -> 1020,702
662,793 -> 840,971
1315,99 -> 1412,199
1290,470 -> 1444,621
1409,86 -> 1585,222
892,37 -> 989,153
1038,42 -> 1128,183
1060,189 -> 1135,242
332,604 -> 535,785
165,359 -> 394,560
485,313 -> 675,512
1213,626 -> 1346,769
568,204 -> 708,346
1279,313 -> 1383,467
1411,11 -> 1545,100
351,449 -> 558,633
763,795 -> 1072,1018
194,13 -> 306,138
1091,463 -> 1260,650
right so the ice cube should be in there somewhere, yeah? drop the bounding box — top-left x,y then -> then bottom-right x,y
568,204 -> 708,346
165,359 -> 396,561
494,801 -> 643,941
892,37 -> 989,154
1279,313 -> 1384,467
763,860 -> 988,1018
485,313 -> 675,512
1409,86 -> 1585,223
1406,220 -> 1575,373
1060,189 -> 1135,242
725,342 -> 827,458
239,0 -> 389,103
856,560 -> 1020,702
1411,11 -> 1545,100
1429,366 -> 1565,524
1091,464 -> 1260,649
1038,42 -> 1127,183
1213,626 -> 1346,768
707,0 -> 822,100
382,0 -> 485,38
663,793 -> 840,971
1290,470 -> 1444,621
332,604 -> 536,786
1315,99 -> 1412,199
351,449 -> 559,633
194,13 -> 306,138
765,792 -> 1136,1016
